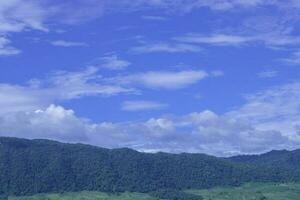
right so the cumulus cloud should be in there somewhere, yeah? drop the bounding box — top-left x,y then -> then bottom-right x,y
3,80 -> 300,156
50,40 -> 88,47
3,0 -> 300,156
0,103 -> 294,156
122,101 -> 168,111
0,105 -> 89,142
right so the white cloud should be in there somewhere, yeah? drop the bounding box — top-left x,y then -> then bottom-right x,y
257,70 -> 278,78
146,118 -> 174,131
281,50 -> 300,65
175,34 -> 253,46
131,42 -> 202,53
1,0 -> 299,55
46,66 -> 134,99
0,84 -> 47,114
0,67 -> 213,115
106,0 -> 277,13
175,33 -> 300,47
0,105 -> 89,142
38,0 -> 300,20
2,0 -> 300,156
0,37 -> 21,56
122,101 -> 168,111
98,54 -> 131,70
0,0 -> 48,55
3,80 -> 300,156
211,70 -> 224,77
50,40 -> 88,47
1,80 -> 300,156
141,15 -> 167,21
0,102 -> 293,156
112,70 -> 209,89
227,82 -> 300,142
0,66 -> 134,115
0,0 -> 47,32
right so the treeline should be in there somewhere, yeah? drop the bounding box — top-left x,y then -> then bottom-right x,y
151,189 -> 203,200
1,137 -> 300,197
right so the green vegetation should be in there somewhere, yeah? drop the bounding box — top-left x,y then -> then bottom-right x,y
0,137 -> 249,196
9,191 -> 155,200
1,137 -> 300,198
151,189 -> 203,200
8,183 -> 300,200
187,182 -> 300,200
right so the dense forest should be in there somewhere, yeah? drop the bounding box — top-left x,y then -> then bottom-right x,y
1,137 -> 300,198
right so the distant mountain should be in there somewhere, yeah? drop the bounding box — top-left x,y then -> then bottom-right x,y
229,149 -> 300,171
0,137 -> 300,197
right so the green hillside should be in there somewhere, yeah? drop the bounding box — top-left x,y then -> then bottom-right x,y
9,191 -> 154,200
188,182 -> 300,200
1,137 -> 300,197
9,183 -> 300,200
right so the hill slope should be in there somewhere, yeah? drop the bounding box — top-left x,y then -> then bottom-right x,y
229,149 -> 300,171
0,137 -> 300,196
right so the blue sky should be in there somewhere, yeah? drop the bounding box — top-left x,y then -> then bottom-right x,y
1,0 -> 300,156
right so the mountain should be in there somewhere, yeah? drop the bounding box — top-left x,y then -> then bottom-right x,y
227,149 -> 300,187
0,137 -> 300,197
229,149 -> 300,171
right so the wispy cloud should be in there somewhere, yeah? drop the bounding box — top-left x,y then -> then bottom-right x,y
122,101 -> 168,111
141,15 -> 167,21
131,42 -> 202,53
0,37 -> 21,56
281,50 -> 300,65
0,0 -> 47,32
2,80 -> 300,156
175,33 -> 300,47
0,66 -> 134,115
97,54 -> 131,70
0,0 -> 48,55
257,70 -> 278,78
211,70 -> 224,77
227,82 -> 300,141
175,34 -> 253,46
0,90 -> 296,156
50,40 -> 88,47
2,0 -> 300,56
112,70 -> 209,90
3,0 -> 300,156
0,67 -> 217,115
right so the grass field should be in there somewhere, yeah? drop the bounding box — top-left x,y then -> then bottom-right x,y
187,182 -> 300,200
9,183 -> 300,200
9,191 -> 155,200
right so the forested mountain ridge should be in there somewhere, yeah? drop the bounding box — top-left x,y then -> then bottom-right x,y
1,137 -> 300,197
229,149 -> 300,170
